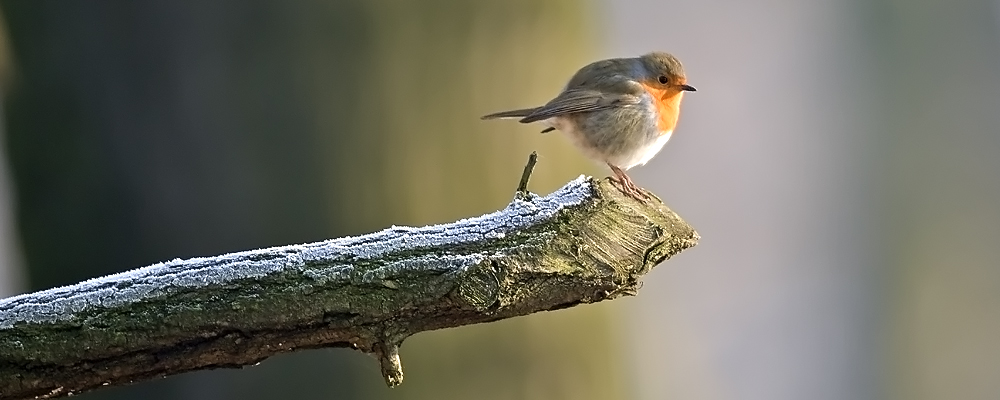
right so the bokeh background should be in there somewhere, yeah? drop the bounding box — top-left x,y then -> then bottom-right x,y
0,1 -> 998,399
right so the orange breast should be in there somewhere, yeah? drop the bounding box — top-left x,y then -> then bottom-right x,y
639,83 -> 684,134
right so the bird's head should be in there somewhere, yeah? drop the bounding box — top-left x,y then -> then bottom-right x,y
639,52 -> 696,93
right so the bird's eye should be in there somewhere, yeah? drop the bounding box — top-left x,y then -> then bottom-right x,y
658,75 -> 669,84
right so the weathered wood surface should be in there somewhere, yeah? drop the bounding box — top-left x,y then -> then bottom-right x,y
0,177 -> 697,400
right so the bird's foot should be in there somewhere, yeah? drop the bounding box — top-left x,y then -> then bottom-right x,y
607,164 -> 651,202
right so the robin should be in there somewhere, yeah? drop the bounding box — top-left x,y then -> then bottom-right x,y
482,52 -> 695,200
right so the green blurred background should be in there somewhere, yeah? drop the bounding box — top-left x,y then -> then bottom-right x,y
0,1 -> 999,399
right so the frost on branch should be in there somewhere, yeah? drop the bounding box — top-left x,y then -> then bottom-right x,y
0,176 -> 697,400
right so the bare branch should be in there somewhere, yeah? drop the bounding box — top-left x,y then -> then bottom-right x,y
0,177 -> 698,400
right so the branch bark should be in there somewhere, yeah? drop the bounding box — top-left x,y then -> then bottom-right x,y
0,177 -> 698,400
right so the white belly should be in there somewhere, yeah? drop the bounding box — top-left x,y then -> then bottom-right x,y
545,117 -> 672,170
627,131 -> 672,169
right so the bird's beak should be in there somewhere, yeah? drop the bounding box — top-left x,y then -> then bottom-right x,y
679,84 -> 697,92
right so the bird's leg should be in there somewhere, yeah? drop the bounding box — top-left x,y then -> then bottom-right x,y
607,163 -> 650,201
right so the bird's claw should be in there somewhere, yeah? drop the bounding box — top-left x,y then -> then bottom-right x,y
608,175 -> 651,201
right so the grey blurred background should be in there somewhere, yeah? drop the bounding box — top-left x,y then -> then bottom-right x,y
0,1 -> 998,400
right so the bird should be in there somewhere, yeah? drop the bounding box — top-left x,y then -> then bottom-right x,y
481,52 -> 695,201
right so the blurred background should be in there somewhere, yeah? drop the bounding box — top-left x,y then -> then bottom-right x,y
0,1 -> 998,399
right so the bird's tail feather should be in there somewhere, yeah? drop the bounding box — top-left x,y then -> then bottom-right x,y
480,107 -> 539,120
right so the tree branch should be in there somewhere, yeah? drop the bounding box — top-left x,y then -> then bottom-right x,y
0,176 -> 698,400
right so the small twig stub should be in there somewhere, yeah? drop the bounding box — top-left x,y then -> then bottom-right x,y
516,151 -> 539,197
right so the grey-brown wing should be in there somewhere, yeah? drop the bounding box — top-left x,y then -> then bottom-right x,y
518,88 -> 642,123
